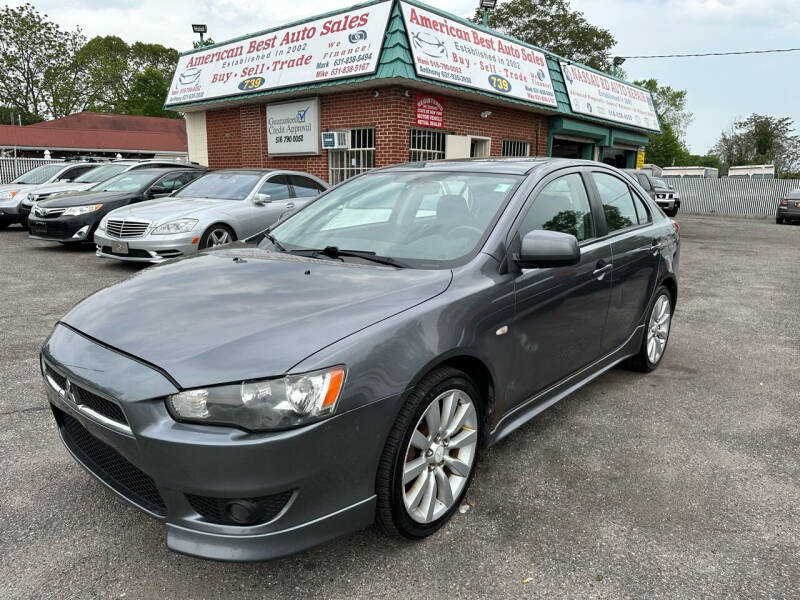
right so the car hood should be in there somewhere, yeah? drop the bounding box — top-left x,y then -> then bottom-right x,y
0,183 -> 38,192
61,246 -> 452,389
106,197 -> 233,225
38,190 -> 134,208
29,181 -> 96,196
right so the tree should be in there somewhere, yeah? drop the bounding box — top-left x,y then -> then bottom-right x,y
713,114 -> 800,176
632,79 -> 693,168
193,38 -> 216,49
473,0 -> 615,71
677,153 -> 721,170
117,67 -> 174,118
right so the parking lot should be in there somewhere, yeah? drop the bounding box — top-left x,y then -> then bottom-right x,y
1,213 -> 798,599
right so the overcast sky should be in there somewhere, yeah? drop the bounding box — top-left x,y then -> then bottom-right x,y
17,0 -> 800,153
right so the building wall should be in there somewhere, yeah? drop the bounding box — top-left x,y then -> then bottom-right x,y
184,111 -> 208,166
205,86 -> 549,182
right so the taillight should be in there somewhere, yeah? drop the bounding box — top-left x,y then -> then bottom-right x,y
779,199 -> 788,207
671,219 -> 680,238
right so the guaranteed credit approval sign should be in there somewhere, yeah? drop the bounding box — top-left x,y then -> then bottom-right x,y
560,63 -> 661,132
400,2 -> 557,108
166,1 -> 392,106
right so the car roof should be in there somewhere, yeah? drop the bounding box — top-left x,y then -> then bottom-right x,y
376,157 -> 611,176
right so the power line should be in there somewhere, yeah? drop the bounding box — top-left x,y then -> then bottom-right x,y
618,47 -> 800,59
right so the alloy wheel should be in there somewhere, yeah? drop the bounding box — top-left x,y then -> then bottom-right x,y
402,389 -> 478,524
646,294 -> 671,365
207,228 -> 232,246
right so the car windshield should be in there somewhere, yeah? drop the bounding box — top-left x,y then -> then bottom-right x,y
174,172 -> 263,200
11,164 -> 65,184
266,171 -> 521,267
74,164 -> 130,183
652,178 -> 670,187
94,171 -> 160,192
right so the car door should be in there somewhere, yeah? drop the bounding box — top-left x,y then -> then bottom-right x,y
510,170 -> 613,404
588,170 -> 660,352
287,175 -> 326,213
246,174 -> 293,237
143,172 -> 192,201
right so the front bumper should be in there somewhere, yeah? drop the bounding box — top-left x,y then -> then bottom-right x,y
42,323 -> 392,561
94,228 -> 200,263
656,197 -> 680,210
777,204 -> 800,219
0,203 -> 20,223
28,213 -> 96,242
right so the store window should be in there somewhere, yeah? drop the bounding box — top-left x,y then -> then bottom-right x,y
328,128 -> 375,185
502,140 -> 530,157
409,128 -> 446,162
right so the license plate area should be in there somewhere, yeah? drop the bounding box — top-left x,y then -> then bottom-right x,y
111,240 -> 129,254
30,221 -> 46,233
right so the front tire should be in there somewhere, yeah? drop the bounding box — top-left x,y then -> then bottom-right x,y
776,216 -> 784,224
376,367 -> 481,539
199,224 -> 235,249
664,207 -> 678,217
626,285 -> 673,372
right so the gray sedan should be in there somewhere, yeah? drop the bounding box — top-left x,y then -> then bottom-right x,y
94,169 -> 328,262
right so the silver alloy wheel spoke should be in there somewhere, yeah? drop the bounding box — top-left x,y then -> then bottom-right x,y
646,294 -> 671,365
402,388 -> 479,524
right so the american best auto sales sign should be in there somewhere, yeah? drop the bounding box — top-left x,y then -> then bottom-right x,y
560,63 -> 661,132
166,1 -> 392,106
400,2 -> 557,108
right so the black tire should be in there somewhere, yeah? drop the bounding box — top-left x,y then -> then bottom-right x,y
199,224 -> 235,249
776,216 -> 783,224
0,221 -> 9,230
626,285 -> 673,373
664,207 -> 678,217
376,367 -> 482,539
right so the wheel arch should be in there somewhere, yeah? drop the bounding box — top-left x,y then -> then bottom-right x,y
659,274 -> 678,309
201,221 -> 238,242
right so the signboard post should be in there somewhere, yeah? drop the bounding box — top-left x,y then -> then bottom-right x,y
559,63 -> 660,132
400,2 -> 557,108
166,1 -> 393,106
266,98 -> 320,156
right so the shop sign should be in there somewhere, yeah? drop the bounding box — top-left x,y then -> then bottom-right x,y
636,149 -> 645,169
400,2 -> 557,108
166,1 -> 393,106
415,95 -> 444,128
266,98 -> 320,155
560,63 -> 661,132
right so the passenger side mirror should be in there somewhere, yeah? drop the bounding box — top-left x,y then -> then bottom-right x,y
516,230 -> 580,269
254,193 -> 272,205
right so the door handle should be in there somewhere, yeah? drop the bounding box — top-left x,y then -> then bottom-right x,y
592,261 -> 612,280
285,202 -> 295,209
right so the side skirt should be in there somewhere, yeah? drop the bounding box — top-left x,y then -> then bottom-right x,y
489,324 -> 644,444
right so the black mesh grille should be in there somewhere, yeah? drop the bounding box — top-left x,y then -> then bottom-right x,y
56,409 -> 166,516
186,490 -> 292,525
72,386 -> 128,425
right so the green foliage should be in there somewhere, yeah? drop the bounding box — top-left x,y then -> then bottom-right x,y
713,114 -> 800,176
677,153 -> 721,170
632,79 -> 694,168
193,38 -> 216,49
0,3 -> 180,120
472,0 -> 616,71
642,123 -> 687,168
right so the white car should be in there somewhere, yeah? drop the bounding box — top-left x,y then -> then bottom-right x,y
94,169 -> 328,263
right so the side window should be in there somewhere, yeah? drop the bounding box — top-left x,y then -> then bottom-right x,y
289,175 -> 324,198
258,175 -> 291,200
518,173 -> 595,242
57,165 -> 93,182
631,191 -> 651,224
155,172 -> 189,191
637,174 -> 652,191
592,172 -> 639,233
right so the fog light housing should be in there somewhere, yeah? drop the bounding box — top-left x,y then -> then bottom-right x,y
72,225 -> 90,240
226,500 -> 259,525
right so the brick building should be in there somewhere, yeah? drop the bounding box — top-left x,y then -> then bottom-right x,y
166,0 -> 658,184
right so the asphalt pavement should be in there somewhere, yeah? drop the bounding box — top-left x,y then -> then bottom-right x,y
1,214 -> 798,599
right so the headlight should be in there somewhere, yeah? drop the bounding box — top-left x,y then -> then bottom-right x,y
0,190 -> 19,200
152,218 -> 198,235
62,204 -> 103,216
166,366 -> 346,431
97,216 -> 108,231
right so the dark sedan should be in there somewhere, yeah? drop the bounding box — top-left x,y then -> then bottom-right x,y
40,158 -> 679,561
776,190 -> 800,224
27,168 -> 205,243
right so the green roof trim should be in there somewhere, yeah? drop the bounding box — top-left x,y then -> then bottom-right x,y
166,0 -> 654,135
549,117 -> 611,145
610,129 -> 650,147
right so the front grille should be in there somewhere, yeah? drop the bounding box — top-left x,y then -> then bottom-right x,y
72,386 -> 128,425
44,365 -> 67,390
186,490 -> 293,525
106,219 -> 150,238
56,408 -> 166,515
34,207 -> 66,218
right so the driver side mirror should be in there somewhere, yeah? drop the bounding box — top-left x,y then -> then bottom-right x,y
148,185 -> 170,198
516,230 -> 580,269
254,193 -> 272,205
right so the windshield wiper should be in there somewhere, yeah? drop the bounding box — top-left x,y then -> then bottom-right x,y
262,232 -> 286,252
291,246 -> 405,268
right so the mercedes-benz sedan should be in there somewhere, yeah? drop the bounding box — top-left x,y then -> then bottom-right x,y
94,169 -> 328,262
41,158 -> 679,561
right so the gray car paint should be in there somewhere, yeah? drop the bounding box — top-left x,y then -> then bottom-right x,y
41,158 -> 679,561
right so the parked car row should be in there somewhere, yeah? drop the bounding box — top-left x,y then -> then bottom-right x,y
1,159 -> 329,262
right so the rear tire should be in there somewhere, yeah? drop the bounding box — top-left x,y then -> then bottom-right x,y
776,216 -> 783,224
376,367 -> 481,540
626,285 -> 673,372
199,224 -> 235,249
664,208 -> 678,217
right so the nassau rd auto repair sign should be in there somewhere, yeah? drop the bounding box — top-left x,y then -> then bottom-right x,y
560,63 -> 660,132
400,2 -> 557,108
166,1 -> 392,106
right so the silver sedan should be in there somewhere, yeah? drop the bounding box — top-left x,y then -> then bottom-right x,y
94,169 -> 328,263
